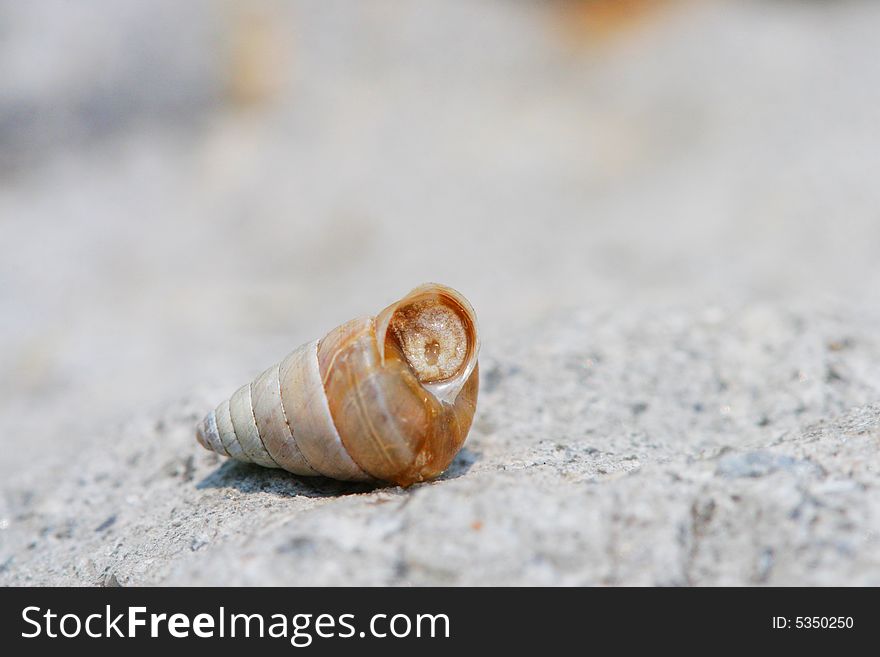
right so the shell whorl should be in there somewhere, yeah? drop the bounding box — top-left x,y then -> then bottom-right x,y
196,283 -> 480,486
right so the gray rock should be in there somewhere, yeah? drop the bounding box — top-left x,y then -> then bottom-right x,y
2,305 -> 880,586
716,451 -> 820,479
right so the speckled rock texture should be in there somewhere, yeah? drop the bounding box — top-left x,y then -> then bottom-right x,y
3,305 -> 880,586
2,0 -> 880,585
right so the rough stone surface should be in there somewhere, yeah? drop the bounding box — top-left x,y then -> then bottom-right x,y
3,1 -> 880,585
3,305 -> 880,586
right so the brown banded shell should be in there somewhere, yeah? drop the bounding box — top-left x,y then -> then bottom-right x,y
196,283 -> 479,486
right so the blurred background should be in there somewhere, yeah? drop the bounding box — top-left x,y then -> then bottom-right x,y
2,0 -> 880,481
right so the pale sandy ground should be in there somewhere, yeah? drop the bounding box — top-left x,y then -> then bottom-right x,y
2,0 -> 880,585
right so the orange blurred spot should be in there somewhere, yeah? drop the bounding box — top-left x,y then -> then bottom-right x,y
556,0 -> 677,45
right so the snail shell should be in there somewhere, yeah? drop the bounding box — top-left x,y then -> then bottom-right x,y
196,283 -> 480,486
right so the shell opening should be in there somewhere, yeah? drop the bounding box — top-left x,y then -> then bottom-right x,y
375,284 -> 479,404
388,298 -> 468,384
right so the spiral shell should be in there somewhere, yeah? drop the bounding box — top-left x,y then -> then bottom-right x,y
196,283 -> 480,486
